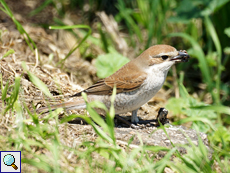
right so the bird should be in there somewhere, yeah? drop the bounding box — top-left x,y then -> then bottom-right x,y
37,44 -> 189,123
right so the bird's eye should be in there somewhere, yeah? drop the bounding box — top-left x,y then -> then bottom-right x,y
161,55 -> 169,60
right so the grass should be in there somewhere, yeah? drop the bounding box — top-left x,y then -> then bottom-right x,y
0,0 -> 230,172
0,0 -> 37,51
49,24 -> 92,67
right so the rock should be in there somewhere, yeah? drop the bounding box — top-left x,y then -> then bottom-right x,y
59,123 -> 211,156
115,125 -> 210,155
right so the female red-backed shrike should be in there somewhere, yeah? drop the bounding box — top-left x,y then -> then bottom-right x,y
38,45 -> 189,123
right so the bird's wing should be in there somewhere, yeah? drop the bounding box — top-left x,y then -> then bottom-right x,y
72,63 -> 147,96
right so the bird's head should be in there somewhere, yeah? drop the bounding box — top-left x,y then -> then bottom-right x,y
136,44 -> 189,72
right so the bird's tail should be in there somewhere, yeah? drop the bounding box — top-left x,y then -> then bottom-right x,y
36,98 -> 86,114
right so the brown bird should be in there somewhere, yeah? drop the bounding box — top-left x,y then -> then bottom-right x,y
37,45 -> 189,123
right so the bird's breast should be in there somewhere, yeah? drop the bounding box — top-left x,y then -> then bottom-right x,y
114,73 -> 166,113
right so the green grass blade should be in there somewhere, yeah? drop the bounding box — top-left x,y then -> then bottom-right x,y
29,0 -> 53,16
204,16 -> 222,105
22,62 -> 53,98
190,105 -> 230,115
49,25 -> 92,66
2,75 -> 21,115
59,114 -> 81,124
81,92 -> 110,133
174,116 -> 216,130
12,75 -> 20,104
78,115 -> 113,144
0,0 -> 37,50
0,49 -> 15,60
116,0 -> 143,42
143,145 -> 170,152
179,81 -> 190,99
1,80 -> 9,101
98,23 -> 109,53
154,148 -> 177,173
106,87 -> 116,144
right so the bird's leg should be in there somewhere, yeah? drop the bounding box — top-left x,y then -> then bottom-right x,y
131,108 -> 139,123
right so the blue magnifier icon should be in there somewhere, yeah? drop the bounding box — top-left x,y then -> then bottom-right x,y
3,154 -> 18,170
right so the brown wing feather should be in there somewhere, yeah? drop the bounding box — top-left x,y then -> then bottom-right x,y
84,80 -> 112,95
75,62 -> 147,96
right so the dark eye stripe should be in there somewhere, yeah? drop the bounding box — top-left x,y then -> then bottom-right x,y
161,55 -> 168,60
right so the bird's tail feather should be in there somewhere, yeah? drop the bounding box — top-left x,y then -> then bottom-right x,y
36,99 -> 86,114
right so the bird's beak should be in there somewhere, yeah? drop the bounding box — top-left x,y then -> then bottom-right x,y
170,50 -> 190,62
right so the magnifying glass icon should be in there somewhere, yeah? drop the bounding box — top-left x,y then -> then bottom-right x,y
3,154 -> 18,170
